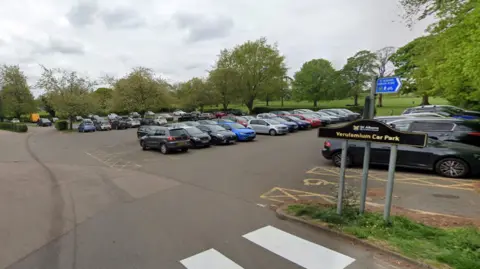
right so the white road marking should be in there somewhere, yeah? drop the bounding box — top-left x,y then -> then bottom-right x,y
180,248 -> 244,269
243,226 -> 355,269
256,203 -> 267,207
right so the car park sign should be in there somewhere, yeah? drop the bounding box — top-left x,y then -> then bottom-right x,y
376,77 -> 402,94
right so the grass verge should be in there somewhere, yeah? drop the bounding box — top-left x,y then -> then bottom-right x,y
287,204 -> 479,269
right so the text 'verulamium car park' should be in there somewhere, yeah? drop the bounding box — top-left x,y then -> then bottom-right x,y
318,119 -> 428,223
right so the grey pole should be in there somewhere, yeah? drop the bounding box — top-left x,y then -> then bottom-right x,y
383,144 -> 398,222
359,78 -> 377,214
337,140 -> 349,215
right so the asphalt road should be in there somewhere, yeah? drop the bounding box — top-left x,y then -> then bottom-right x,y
2,126 -> 476,269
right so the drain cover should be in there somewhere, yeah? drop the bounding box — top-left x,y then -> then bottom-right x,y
432,193 -> 460,199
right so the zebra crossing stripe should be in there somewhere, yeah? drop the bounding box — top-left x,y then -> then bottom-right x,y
180,248 -> 244,269
243,225 -> 355,269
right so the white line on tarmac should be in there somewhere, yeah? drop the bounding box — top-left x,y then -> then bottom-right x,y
180,248 -> 244,269
243,225 -> 355,269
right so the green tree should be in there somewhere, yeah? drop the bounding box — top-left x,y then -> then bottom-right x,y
92,87 -> 113,113
176,77 -> 216,111
229,37 -> 287,113
39,94 -> 56,117
36,66 -> 96,130
208,49 -> 240,111
341,50 -> 378,106
292,59 -> 337,107
0,65 -> 36,119
112,67 -> 172,114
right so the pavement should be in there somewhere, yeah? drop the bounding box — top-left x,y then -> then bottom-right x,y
0,126 -> 478,269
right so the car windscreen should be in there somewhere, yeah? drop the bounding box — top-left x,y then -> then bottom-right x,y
42,119 -> 51,123
185,127 -> 203,135
208,125 -> 226,131
272,118 -> 287,123
264,119 -> 280,125
323,111 -> 338,116
229,123 -> 245,129
169,129 -> 188,137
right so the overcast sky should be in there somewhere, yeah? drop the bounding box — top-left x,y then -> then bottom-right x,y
0,0 -> 431,96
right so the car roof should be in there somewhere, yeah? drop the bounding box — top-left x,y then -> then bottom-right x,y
390,117 -> 464,123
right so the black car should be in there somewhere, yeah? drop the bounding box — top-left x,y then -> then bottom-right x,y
321,138 -> 480,178
197,124 -> 237,144
178,113 -> 195,122
227,109 -> 246,116
111,119 -> 128,130
139,127 -> 190,154
402,105 -> 480,120
140,118 -> 156,126
37,118 -> 52,127
182,126 -> 211,148
326,109 -> 357,121
389,118 -> 480,147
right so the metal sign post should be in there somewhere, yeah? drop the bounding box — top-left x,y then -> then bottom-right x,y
384,145 -> 398,222
359,77 -> 378,214
337,140 -> 349,214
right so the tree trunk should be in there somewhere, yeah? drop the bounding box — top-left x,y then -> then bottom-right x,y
246,99 -> 255,114
69,116 -> 73,130
222,103 -> 228,112
354,94 -> 359,106
266,95 -> 269,106
377,94 -> 383,107
200,105 -> 204,112
421,94 -> 430,105
313,100 -> 318,107
281,97 -> 284,107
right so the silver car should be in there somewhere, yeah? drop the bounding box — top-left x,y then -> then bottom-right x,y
256,113 -> 277,119
248,119 -> 289,136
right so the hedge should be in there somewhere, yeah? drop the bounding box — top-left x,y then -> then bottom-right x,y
54,120 -> 69,131
0,122 -> 28,133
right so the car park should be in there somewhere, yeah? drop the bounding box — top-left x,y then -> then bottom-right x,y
218,122 -> 256,141
78,121 -> 96,132
389,118 -> 480,147
303,113 -> 330,126
182,126 -> 212,148
322,138 -> 480,178
279,115 -> 311,130
214,118 -> 234,124
270,117 -> 298,132
125,117 -> 141,128
173,110 -> 187,116
270,111 -> 291,116
291,114 -> 322,127
222,115 -> 249,127
182,121 -> 200,126
199,113 -> 214,120
94,120 -> 112,131
197,124 -> 237,145
248,119 -> 288,136
139,127 -> 190,154
37,118 -> 52,127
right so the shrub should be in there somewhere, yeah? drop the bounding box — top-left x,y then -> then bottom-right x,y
55,120 -> 68,131
0,122 -> 28,133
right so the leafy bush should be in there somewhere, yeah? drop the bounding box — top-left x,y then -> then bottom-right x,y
54,120 -> 68,131
0,122 -> 28,133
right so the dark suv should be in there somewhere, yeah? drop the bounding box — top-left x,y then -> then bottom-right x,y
139,127 -> 191,154
389,118 -> 480,147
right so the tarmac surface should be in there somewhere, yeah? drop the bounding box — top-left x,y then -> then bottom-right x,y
1,126 -> 478,269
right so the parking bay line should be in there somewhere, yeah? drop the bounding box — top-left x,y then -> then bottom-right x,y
180,248 -> 244,269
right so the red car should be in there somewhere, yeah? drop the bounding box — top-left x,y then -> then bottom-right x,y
222,115 -> 249,127
291,114 -> 322,127
215,111 -> 226,118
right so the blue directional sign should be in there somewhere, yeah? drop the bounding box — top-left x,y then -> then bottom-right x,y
376,77 -> 402,94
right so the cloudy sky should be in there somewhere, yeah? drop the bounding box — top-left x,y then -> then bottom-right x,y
0,0 -> 431,96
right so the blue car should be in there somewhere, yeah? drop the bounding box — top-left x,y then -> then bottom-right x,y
219,122 -> 256,141
271,117 -> 298,132
280,116 -> 311,130
78,121 -> 96,132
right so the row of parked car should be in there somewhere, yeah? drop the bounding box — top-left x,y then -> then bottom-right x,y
134,109 -> 363,154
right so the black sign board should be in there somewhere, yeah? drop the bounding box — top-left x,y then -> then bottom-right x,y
318,119 -> 427,147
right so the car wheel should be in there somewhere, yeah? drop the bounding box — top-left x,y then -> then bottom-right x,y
140,141 -> 148,150
160,144 -> 169,154
181,148 -> 188,152
435,158 -> 469,178
332,151 -> 352,167
269,129 -> 277,136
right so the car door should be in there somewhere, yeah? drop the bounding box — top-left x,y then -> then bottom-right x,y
249,120 -> 261,132
409,121 -> 455,141
148,129 -> 165,148
257,120 -> 270,133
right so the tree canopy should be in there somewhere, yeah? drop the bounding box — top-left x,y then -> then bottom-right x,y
0,65 -> 36,118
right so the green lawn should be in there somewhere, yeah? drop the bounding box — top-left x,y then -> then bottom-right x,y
287,204 -> 479,269
205,95 -> 449,116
